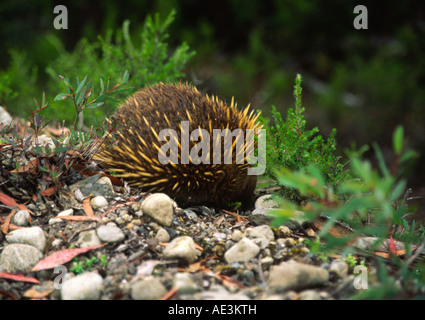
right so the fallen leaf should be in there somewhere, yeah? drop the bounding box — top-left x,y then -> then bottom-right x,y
1,209 -> 17,234
23,288 -> 54,299
0,218 -> 23,231
82,197 -> 95,217
0,272 -> 40,284
389,236 -> 397,256
374,249 -> 406,259
159,286 -> 178,300
194,243 -> 204,251
55,215 -> 100,222
0,193 -> 31,212
0,289 -> 18,300
41,184 -> 62,197
177,261 -> 202,273
31,244 -> 106,271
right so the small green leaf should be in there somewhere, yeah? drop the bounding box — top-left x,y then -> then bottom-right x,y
54,93 -> 71,101
393,126 -> 404,155
122,70 -> 129,84
76,75 -> 88,96
86,101 -> 104,109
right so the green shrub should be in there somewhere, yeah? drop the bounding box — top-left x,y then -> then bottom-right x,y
45,9 -> 195,126
261,74 -> 348,200
0,49 -> 38,111
271,125 -> 422,298
1,10 -> 195,127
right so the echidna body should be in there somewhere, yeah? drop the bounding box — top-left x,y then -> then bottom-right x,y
95,83 -> 262,207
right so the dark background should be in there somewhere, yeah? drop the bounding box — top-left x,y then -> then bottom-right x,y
1,0 -> 424,188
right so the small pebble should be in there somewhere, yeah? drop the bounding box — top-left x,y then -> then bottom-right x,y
299,289 -> 321,300
174,272 -> 199,294
131,277 -> 167,300
6,226 -> 46,252
77,230 -> 102,248
163,236 -> 198,263
224,238 -> 260,264
231,230 -> 244,242
277,225 -> 292,237
90,195 -> 108,210
255,195 -> 279,209
61,272 -> 104,300
141,193 -> 176,227
0,244 -> 43,273
155,228 -> 170,243
11,210 -> 30,226
97,224 -> 125,243
268,261 -> 329,292
245,225 -> 275,242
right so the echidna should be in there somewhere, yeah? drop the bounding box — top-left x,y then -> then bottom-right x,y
95,82 -> 262,207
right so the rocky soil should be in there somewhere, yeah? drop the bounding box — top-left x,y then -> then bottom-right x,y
0,172 -> 371,301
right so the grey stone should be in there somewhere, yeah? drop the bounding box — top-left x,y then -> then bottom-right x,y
255,195 -> 279,209
155,228 -> 170,243
174,272 -> 200,294
96,224 -> 125,243
163,236 -> 198,263
90,195 -> 108,210
131,277 -> 167,300
11,210 -> 30,226
299,289 -> 322,300
61,272 -> 104,300
77,230 -> 102,248
224,238 -> 260,263
268,261 -> 329,292
141,193 -> 176,226
0,244 -> 43,273
6,226 -> 46,252
245,225 -> 275,242
329,259 -> 349,278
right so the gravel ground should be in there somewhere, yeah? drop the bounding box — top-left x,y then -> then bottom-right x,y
0,173 -> 364,301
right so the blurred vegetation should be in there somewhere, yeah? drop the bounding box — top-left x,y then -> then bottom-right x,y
0,0 -> 424,187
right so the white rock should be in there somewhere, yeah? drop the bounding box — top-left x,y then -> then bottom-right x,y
245,225 -> 275,242
91,195 -> 108,210
0,244 -> 43,273
131,277 -> 167,300
329,259 -> 349,278
11,210 -> 30,226
200,284 -> 250,300
6,226 -> 46,252
224,238 -> 260,264
231,229 -> 244,242
255,195 -> 279,209
268,261 -> 329,292
61,272 -> 104,300
141,193 -> 176,226
299,289 -> 322,300
174,272 -> 199,294
98,176 -> 114,190
96,224 -> 125,243
77,230 -> 102,248
0,106 -> 13,125
163,236 -> 198,263
155,228 -> 170,243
